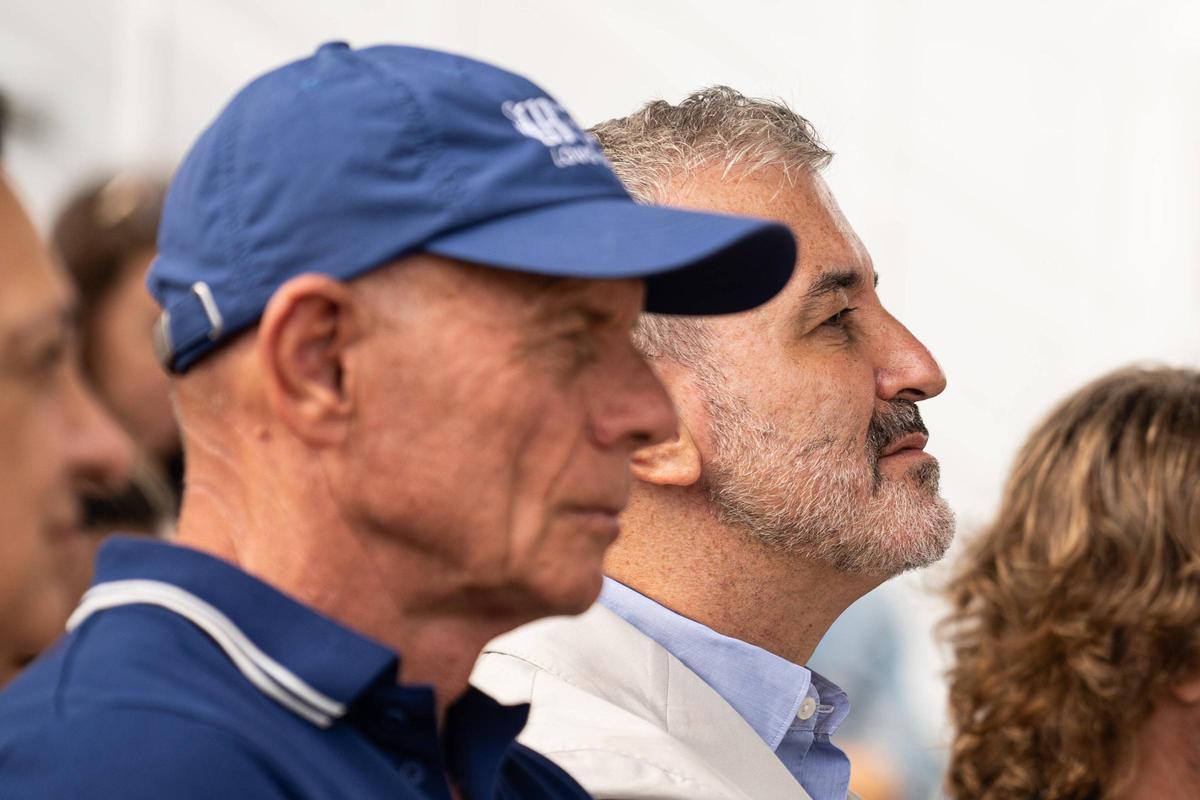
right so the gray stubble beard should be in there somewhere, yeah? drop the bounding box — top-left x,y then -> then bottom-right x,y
698,368 -> 956,578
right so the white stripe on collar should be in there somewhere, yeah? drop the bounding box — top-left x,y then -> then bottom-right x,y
68,579 -> 346,728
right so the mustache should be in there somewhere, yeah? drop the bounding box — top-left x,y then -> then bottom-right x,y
867,400 -> 928,457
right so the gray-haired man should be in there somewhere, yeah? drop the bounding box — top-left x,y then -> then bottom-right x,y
473,87 -> 953,800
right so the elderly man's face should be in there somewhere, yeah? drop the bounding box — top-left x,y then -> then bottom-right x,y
345,256 -> 676,615
0,179 -> 132,680
669,168 -> 953,577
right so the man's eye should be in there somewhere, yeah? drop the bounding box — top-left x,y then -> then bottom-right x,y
821,307 -> 858,328
23,334 -> 76,387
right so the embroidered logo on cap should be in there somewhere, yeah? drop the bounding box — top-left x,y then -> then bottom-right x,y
502,97 -> 608,168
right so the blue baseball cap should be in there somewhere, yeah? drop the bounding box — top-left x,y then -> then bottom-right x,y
149,42 -> 796,372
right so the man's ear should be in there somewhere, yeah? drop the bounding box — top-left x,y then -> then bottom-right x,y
631,415 -> 702,487
256,274 -> 360,445
631,358 -> 708,488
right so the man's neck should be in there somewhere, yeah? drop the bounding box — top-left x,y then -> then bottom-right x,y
606,489 -> 879,666
174,475 -> 522,722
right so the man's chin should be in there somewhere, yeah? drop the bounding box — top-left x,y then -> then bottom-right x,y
490,567 -> 604,622
823,488 -> 956,579
539,570 -> 605,617
875,498 -> 955,576
875,453 -> 941,491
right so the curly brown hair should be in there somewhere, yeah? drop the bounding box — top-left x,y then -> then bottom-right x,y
943,366 -> 1200,800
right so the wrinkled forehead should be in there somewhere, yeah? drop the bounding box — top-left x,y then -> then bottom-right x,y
525,274 -> 646,322
0,177 -> 74,339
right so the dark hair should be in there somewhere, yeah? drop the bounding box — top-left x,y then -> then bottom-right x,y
0,89 -> 9,158
51,173 -> 167,375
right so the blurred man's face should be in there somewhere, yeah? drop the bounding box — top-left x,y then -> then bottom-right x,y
342,256 -> 677,617
0,177 -> 132,683
665,167 -> 954,577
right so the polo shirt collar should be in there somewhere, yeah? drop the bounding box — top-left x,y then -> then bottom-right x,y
73,537 -> 399,726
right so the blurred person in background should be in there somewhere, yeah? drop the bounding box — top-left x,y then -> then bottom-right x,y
53,173 -> 178,496
0,90 -> 8,159
0,95 -> 134,687
474,87 -> 953,800
50,173 -> 177,598
943,366 -> 1200,800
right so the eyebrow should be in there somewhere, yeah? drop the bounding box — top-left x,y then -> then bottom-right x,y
533,279 -> 623,325
554,296 -> 619,328
0,304 -> 77,354
798,268 -> 879,320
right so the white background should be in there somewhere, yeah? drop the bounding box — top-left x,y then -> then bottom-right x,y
3,0 -> 1198,792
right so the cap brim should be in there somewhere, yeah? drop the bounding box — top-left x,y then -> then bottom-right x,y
424,197 -> 796,315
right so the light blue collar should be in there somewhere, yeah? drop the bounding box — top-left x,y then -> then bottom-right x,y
598,577 -> 848,750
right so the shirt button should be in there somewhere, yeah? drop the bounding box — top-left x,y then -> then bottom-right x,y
398,760 -> 425,784
797,697 -> 818,721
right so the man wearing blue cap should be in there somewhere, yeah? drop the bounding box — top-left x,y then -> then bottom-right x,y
0,45 -> 794,799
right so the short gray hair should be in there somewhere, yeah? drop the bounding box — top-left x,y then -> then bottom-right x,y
630,314 -> 710,369
593,86 -> 830,364
590,85 -> 832,204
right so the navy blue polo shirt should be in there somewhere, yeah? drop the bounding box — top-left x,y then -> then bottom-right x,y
0,537 -> 592,799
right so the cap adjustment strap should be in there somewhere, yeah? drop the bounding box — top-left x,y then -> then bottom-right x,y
191,281 -> 225,340
154,281 -> 227,372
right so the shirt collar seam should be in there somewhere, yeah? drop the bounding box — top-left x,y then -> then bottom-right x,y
69,579 -> 345,727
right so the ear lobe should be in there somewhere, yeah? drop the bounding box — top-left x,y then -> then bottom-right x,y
257,274 -> 359,444
631,418 -> 702,487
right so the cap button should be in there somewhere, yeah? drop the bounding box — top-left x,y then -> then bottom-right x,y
316,41 -> 350,54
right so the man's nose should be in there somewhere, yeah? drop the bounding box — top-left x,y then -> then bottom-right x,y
589,348 -> 678,452
65,369 -> 136,494
875,314 -> 947,403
